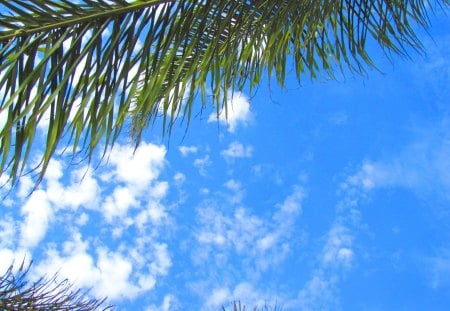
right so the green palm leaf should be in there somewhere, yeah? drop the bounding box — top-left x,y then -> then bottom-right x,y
0,0 -> 447,185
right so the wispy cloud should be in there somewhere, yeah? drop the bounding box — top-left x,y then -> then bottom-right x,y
426,248 -> 450,289
191,185 -> 305,307
340,118 -> 450,205
179,145 -> 198,157
221,141 -> 253,161
203,282 -> 278,311
146,294 -> 178,311
292,118 -> 450,310
194,154 -> 211,176
208,91 -> 252,133
322,225 -> 354,269
287,166 -> 365,310
0,216 -> 16,249
193,186 -> 304,262
296,274 -> 339,311
288,218 -> 355,311
173,172 -> 186,186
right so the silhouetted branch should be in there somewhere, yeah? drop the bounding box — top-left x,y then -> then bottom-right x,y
0,261 -> 112,310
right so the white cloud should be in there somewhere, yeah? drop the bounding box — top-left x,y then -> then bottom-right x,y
149,243 -> 171,276
295,274 -> 338,311
342,161 -> 415,193
106,142 -> 166,191
77,250 -> 139,299
408,33 -> 450,112
224,179 -> 244,204
4,138 -> 176,305
194,154 -> 211,176
290,181 -> 355,310
194,186 -> 305,273
195,206 -> 264,255
0,249 -> 31,276
95,250 -> 138,299
202,282 -> 276,311
199,188 -> 210,195
149,181 -> 169,199
340,119 -> 450,205
19,190 -> 53,249
0,108 -> 8,133
17,175 -> 33,199
0,249 -> 17,275
179,145 -> 198,156
29,159 -> 101,212
45,158 -> 64,181
322,225 -> 354,268
33,232 -> 171,301
427,249 -> 450,289
204,287 -> 230,310
275,186 -> 304,218
0,216 -> 16,249
146,294 -> 178,311
208,91 -> 252,133
48,166 -> 101,210
221,141 -> 253,161
251,186 -> 305,254
76,212 -> 89,226
0,218 -> 32,275
256,232 -> 279,252
103,186 -> 139,221
173,172 -> 186,185
136,201 -> 168,228
98,142 -> 169,224
91,142 -> 172,231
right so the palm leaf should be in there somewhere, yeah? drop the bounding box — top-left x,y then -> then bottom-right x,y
0,0 -> 447,185
0,261 -> 111,310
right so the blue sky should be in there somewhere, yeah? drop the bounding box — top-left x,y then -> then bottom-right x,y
1,6 -> 450,311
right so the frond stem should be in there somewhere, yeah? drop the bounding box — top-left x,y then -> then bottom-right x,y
0,0 -> 174,41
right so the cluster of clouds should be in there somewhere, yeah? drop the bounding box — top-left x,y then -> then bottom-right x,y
191,185 -> 305,310
0,90 -> 255,308
0,142 -> 173,302
194,184 -> 304,262
2,61 -> 450,310
281,120 -> 450,310
297,117 -> 450,310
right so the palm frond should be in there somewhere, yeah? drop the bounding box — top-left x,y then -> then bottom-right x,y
222,300 -> 281,311
0,260 -> 111,310
0,0 -> 447,185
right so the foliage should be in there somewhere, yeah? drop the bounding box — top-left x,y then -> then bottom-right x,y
0,261 -> 111,310
222,301 -> 281,311
0,0 -> 448,185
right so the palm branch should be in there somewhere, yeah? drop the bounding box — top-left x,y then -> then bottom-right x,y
0,0 -> 447,185
0,261 -> 111,310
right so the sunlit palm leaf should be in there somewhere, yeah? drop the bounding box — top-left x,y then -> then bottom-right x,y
0,0 -> 447,185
